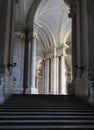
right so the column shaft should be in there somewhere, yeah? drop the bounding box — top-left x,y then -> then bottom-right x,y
42,60 -> 45,93
60,56 -> 67,95
31,37 -> 36,88
44,59 -> 49,94
51,56 -> 57,94
72,10 -> 77,81
0,0 -> 15,103
56,57 -> 59,94
25,36 -> 38,94
0,0 -> 15,65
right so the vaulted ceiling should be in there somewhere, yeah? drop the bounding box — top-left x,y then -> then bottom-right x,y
34,0 -> 71,49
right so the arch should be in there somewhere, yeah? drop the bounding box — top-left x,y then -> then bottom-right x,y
34,0 -> 47,22
26,0 -> 41,26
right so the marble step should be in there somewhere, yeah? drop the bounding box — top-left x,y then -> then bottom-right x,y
0,106 -> 92,109
0,119 -> 94,124
0,109 -> 94,112
1,105 -> 91,108
1,95 -> 94,129
0,112 -> 94,116
0,115 -> 94,120
0,124 -> 94,129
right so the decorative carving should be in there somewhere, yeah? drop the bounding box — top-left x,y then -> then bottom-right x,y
13,32 -> 25,40
7,63 -> 17,69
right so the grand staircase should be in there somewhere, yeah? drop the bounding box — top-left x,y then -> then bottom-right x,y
0,94 -> 94,129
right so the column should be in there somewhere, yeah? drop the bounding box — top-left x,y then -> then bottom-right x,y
70,5 -> 77,81
49,58 -> 51,94
56,56 -> 59,94
68,4 -> 77,95
0,0 -> 15,103
36,76 -> 39,89
23,31 -> 31,93
81,0 -> 94,103
42,60 -> 45,93
13,32 -> 25,94
25,33 -> 38,94
74,0 -> 94,102
60,55 -> 67,95
76,0 -> 82,77
8,0 -> 15,74
50,48 -> 57,94
44,59 -> 49,94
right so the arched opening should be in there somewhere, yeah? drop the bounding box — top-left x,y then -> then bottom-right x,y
13,0 -> 72,95
33,0 -> 72,95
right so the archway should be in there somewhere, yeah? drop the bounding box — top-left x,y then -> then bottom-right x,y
13,0 -> 72,95
33,0 -> 72,95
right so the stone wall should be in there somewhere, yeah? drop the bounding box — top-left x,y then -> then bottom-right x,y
0,68 -> 14,104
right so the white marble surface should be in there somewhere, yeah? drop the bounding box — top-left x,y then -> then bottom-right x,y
13,38 -> 25,94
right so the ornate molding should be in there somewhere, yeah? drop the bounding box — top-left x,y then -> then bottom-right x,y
13,31 -> 25,40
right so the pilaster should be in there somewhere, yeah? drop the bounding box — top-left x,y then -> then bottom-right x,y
25,31 -> 38,94
59,55 -> 67,95
13,31 -> 25,94
74,0 -> 94,104
68,0 -> 77,95
0,0 -> 15,103
44,59 -> 49,94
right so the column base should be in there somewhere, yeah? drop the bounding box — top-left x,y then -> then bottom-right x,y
25,87 -> 38,94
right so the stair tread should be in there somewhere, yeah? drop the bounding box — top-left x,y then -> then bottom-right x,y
0,109 -> 94,112
0,115 -> 94,119
0,94 -> 94,129
0,119 -> 94,123
0,124 -> 94,129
